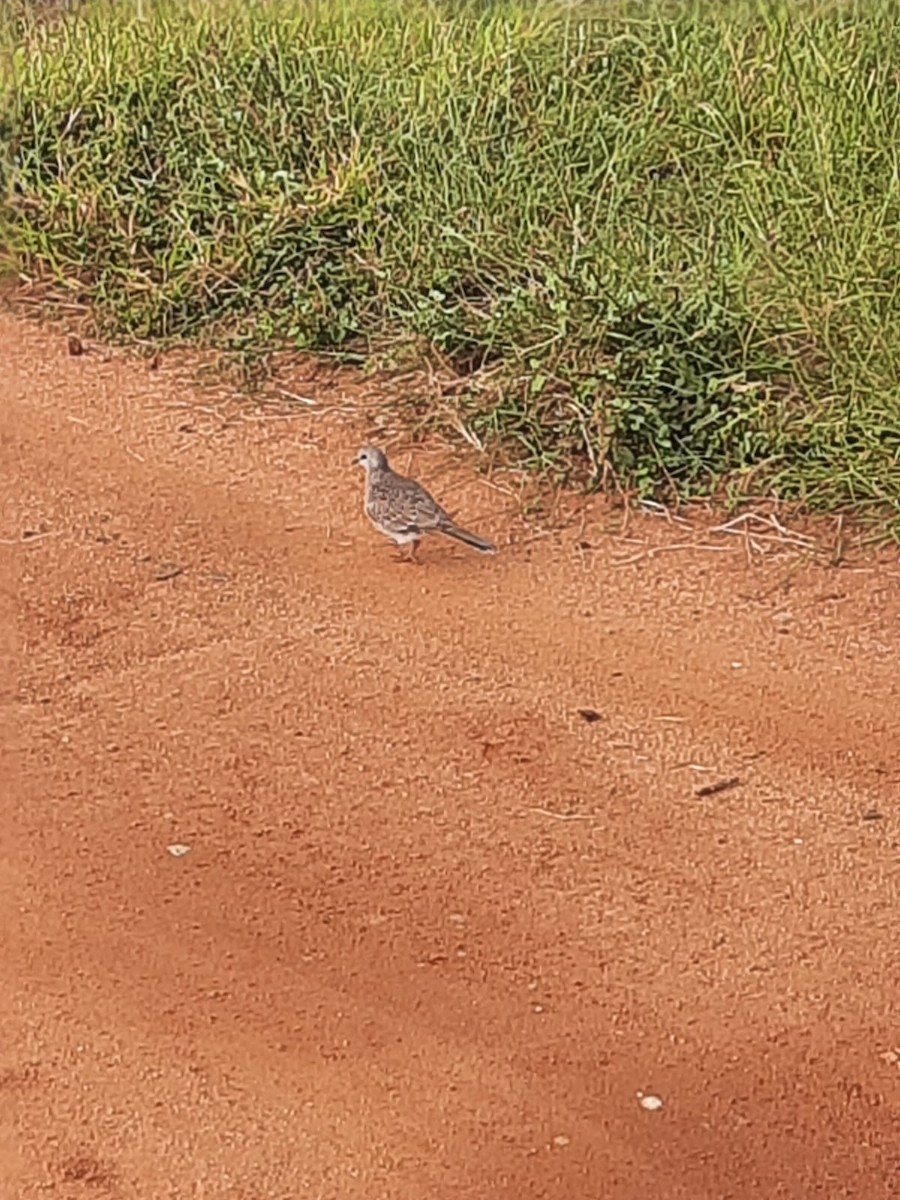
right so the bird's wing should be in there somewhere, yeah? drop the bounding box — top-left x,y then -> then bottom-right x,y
389,474 -> 450,530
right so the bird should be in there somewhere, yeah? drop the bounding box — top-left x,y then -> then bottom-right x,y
354,445 -> 496,563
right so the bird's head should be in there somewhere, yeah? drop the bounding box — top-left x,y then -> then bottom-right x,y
354,446 -> 388,472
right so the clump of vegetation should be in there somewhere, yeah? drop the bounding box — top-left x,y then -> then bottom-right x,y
2,0 -> 899,525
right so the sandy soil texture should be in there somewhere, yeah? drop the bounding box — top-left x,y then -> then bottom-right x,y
3,313 -> 899,1199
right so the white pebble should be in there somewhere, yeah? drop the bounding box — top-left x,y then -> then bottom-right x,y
638,1093 -> 664,1111
166,843 -> 191,858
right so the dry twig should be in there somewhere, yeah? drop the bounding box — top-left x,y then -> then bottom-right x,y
612,541 -> 732,566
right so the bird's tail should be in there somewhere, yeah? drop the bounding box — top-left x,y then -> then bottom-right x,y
438,521 -> 496,555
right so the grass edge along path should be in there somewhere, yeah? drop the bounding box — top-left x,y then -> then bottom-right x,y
2,0 -> 899,532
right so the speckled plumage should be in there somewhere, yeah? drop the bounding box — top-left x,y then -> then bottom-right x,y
354,446 -> 496,562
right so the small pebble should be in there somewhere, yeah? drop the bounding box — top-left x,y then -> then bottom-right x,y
166,843 -> 191,858
638,1093 -> 664,1111
577,708 -> 603,724
552,1135 -> 570,1147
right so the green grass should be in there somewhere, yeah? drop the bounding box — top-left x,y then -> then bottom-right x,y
2,0 -> 899,527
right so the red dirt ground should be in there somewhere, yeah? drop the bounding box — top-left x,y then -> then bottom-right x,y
3,311 -> 899,1199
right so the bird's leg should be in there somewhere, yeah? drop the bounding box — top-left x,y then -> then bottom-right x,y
390,539 -> 422,565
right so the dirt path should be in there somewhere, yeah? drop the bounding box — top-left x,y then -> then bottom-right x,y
3,312 -> 899,1199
